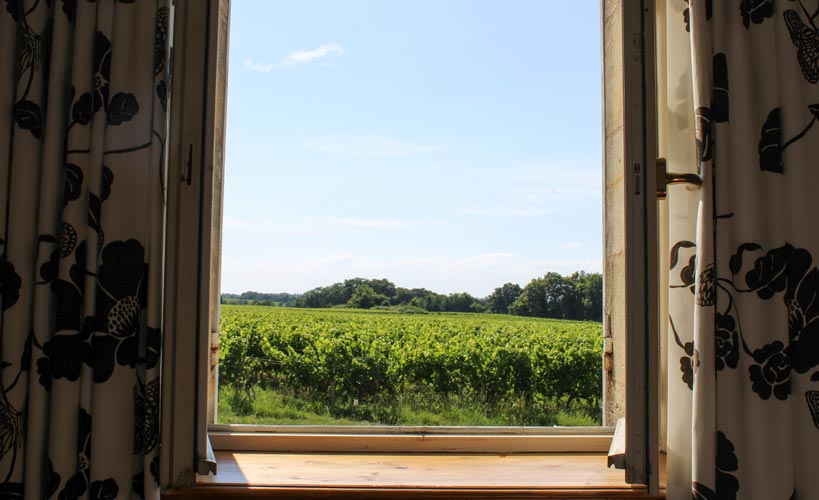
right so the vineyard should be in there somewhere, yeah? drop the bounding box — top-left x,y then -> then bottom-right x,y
218,305 -> 603,426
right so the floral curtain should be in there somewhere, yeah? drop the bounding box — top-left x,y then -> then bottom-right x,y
664,0 -> 819,498
0,1 -> 168,498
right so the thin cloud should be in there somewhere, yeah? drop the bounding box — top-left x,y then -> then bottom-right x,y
282,43 -> 344,66
244,43 -> 344,73
220,252 -> 601,297
244,58 -> 277,74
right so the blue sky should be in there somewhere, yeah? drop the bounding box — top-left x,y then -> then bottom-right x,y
221,0 -> 602,297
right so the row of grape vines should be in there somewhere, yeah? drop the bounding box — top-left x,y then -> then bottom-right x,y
218,305 -> 603,423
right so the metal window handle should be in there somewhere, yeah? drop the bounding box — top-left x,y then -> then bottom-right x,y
656,158 -> 702,199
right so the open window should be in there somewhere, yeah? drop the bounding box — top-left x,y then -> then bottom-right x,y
160,0 -> 661,495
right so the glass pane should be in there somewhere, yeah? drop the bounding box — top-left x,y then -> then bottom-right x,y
218,0 -> 603,426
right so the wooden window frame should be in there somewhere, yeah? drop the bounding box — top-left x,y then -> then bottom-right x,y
159,0 -> 661,495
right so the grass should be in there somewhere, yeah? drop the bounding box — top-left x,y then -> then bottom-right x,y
217,386 -> 599,427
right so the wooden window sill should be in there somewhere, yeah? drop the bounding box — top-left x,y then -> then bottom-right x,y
162,452 -> 665,499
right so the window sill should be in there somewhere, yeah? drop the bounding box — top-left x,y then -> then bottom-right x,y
162,452 -> 665,499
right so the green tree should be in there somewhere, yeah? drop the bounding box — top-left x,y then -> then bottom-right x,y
487,283 -> 523,314
347,285 -> 389,309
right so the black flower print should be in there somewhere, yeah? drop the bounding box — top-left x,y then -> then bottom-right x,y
745,244 -> 791,299
60,223 -> 77,259
695,106 -> 713,163
51,277 -> 83,332
72,32 -> 111,125
787,262 -> 819,374
15,15 -> 52,84
0,394 -> 23,466
134,377 -> 159,454
696,263 -> 716,306
56,408 -> 92,499
683,0 -> 713,32
36,333 -> 89,392
61,0 -> 76,24
155,81 -> 168,111
149,456 -> 160,486
0,482 -> 23,498
13,100 -> 43,139
132,471 -> 145,500
107,93 -> 139,126
692,481 -> 716,499
758,108 -> 782,173
45,460 -> 60,498
740,0 -> 774,29
144,327 -> 161,370
692,432 -> 740,499
100,167 -> 114,202
154,7 -> 169,76
681,345 -> 699,391
783,9 -> 819,84
670,313 -> 698,390
3,0 -> 19,21
88,240 -> 147,383
712,53 -> 729,123
758,106 -> 819,173
89,479 -> 118,500
715,431 -> 739,499
0,254 -> 21,312
64,163 -> 83,207
716,313 -> 740,370
749,341 -> 791,400
807,391 -> 819,429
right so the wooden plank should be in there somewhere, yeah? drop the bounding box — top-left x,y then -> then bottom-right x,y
165,488 -> 663,500
209,433 -> 613,454
200,453 -> 638,489
161,453 -> 666,499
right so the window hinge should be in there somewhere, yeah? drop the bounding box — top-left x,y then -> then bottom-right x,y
607,417 -> 626,469
197,436 -> 217,476
603,337 -> 614,373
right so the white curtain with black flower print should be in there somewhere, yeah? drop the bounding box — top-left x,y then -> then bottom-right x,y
0,1 -> 167,499
663,0 -> 819,499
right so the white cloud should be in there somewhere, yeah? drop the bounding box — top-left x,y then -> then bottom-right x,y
222,215 -> 413,236
282,43 -> 344,66
305,135 -> 440,158
243,58 -> 277,74
244,43 -> 344,73
220,252 -> 601,297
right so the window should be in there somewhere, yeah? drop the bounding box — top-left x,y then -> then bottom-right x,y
159,0 -> 661,494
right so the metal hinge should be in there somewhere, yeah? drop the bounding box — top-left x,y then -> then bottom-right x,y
656,158 -> 703,199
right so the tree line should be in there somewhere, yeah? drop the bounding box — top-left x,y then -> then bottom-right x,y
221,271 -> 602,322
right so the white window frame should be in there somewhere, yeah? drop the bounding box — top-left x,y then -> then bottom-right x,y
159,0 -> 660,494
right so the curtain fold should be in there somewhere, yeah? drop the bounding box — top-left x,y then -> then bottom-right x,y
0,1 -> 168,499
665,0 -> 819,498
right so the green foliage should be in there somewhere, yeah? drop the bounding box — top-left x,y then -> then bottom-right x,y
487,283 -> 523,314
509,271 -> 602,321
221,271 -> 602,321
218,305 -> 602,425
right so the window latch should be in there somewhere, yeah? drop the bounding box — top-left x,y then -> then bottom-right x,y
656,157 -> 702,199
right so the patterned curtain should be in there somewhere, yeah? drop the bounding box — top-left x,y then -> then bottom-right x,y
664,0 -> 819,498
0,1 -> 168,499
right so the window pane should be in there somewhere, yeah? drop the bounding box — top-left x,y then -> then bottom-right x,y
218,0 -> 603,427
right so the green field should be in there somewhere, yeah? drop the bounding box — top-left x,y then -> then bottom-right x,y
218,305 -> 603,426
